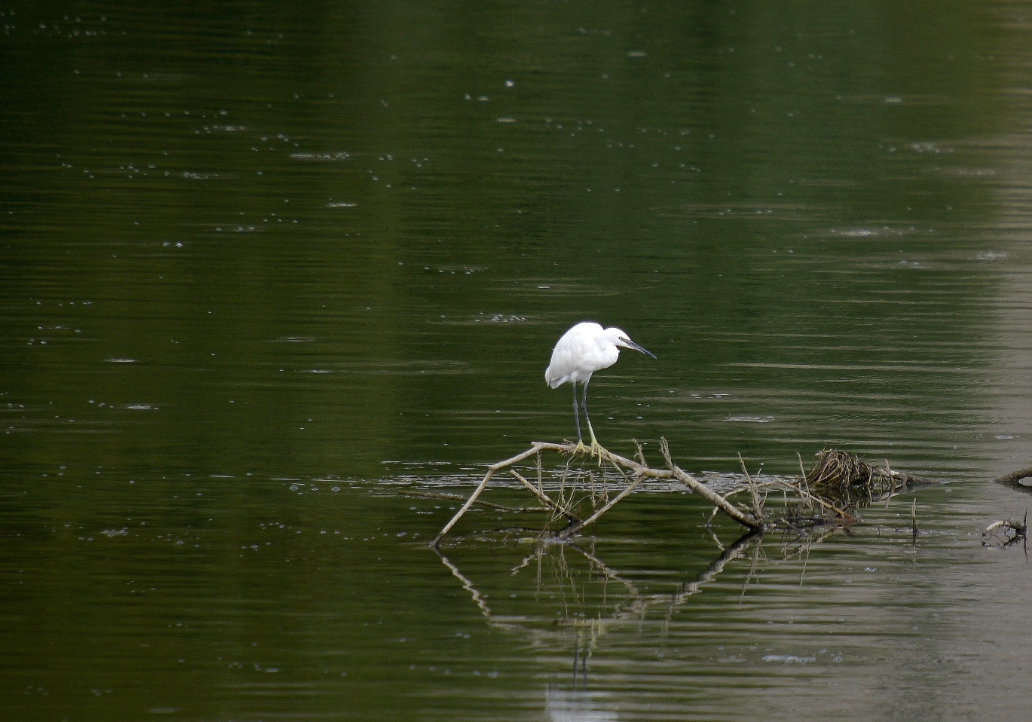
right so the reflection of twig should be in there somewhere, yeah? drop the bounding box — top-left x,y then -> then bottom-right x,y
667,530 -> 762,608
911,499 -> 919,542
511,542 -> 544,577
437,529 -> 763,653
740,538 -> 763,604
566,541 -> 641,600
775,519 -> 847,559
432,547 -> 492,617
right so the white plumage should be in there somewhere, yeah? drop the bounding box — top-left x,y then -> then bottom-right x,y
545,321 -> 655,452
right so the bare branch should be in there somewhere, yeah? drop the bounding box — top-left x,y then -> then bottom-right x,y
431,441 -> 924,546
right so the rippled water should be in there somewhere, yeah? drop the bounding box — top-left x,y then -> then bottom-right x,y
4,0 -> 1032,719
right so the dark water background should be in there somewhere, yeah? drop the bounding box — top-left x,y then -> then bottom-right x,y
4,1 -> 1032,719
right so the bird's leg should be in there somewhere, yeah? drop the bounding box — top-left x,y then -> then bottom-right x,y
572,383 -> 587,453
586,421 -> 602,459
580,380 -> 604,458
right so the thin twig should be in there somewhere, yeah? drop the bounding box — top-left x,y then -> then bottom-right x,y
770,474 -> 856,524
557,472 -> 644,540
796,452 -> 812,509
509,469 -> 582,522
738,452 -> 764,522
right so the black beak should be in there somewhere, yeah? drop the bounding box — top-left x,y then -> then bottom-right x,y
624,338 -> 656,359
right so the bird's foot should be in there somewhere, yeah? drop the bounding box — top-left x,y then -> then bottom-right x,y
571,438 -> 609,462
587,437 -> 610,463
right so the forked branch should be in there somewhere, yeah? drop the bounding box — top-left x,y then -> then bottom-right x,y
431,438 -> 765,546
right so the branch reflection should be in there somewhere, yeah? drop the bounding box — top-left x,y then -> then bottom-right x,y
433,528 -> 763,682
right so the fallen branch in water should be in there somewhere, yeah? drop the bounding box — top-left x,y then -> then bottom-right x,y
430,440 -> 932,546
431,439 -> 767,546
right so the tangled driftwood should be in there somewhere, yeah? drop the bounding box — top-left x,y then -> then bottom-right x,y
805,447 -> 937,491
430,441 -> 930,546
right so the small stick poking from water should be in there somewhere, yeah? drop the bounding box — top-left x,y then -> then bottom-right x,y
738,452 -> 764,522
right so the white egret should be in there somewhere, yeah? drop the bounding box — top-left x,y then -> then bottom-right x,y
545,321 -> 656,454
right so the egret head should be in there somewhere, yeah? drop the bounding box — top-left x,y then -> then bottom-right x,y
607,327 -> 656,359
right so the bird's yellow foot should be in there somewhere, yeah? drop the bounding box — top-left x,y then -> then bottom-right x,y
572,438 -> 608,462
587,436 -> 609,463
